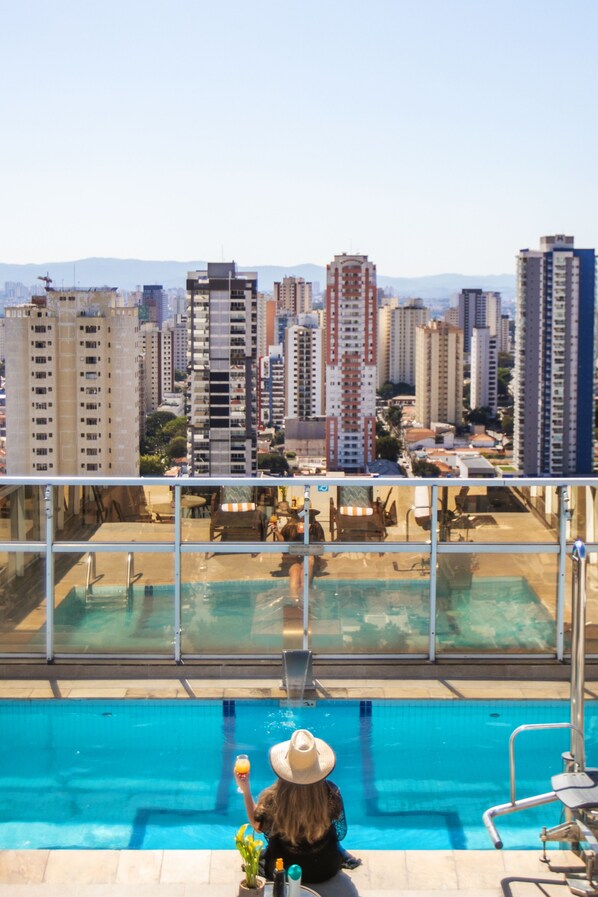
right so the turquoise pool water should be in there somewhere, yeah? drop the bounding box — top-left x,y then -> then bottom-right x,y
54,576 -> 555,654
0,699 -> 591,850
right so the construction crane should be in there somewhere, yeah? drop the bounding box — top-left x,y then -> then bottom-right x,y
37,275 -> 53,291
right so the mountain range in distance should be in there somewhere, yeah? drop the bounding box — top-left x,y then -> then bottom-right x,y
0,258 -> 517,302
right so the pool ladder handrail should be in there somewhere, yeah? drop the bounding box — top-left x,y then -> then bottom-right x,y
85,552 -> 97,603
482,721 -> 585,849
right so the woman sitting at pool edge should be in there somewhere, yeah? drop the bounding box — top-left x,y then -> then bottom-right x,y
234,728 -> 361,883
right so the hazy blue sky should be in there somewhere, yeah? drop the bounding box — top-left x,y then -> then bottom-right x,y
2,0 -> 596,275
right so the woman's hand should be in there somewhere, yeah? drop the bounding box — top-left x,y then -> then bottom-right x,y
234,767 -> 251,793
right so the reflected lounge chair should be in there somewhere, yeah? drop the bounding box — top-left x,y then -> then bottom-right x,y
329,485 -> 386,542
209,486 -> 267,543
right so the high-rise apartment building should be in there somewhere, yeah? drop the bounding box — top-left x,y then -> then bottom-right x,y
514,235 -> 596,476
382,298 -> 429,389
457,288 -> 486,355
163,315 -> 188,373
257,292 -> 276,361
285,322 -> 324,420
140,323 -> 174,415
140,284 -> 166,328
5,288 -> 140,475
258,345 -> 285,430
186,262 -> 257,476
274,277 -> 312,315
325,253 -> 377,472
470,327 -> 497,417
415,321 -> 463,428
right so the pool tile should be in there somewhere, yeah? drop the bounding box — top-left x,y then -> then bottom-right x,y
357,850 -> 408,889
116,850 -> 163,883
405,850 -> 458,889
0,850 -> 48,882
44,849 -> 120,883
160,850 -> 211,883
0,687 -> 36,698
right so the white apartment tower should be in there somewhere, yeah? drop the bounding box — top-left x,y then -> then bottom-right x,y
5,288 -> 140,476
140,323 -> 175,415
325,253 -> 377,472
285,323 -> 324,420
258,346 -> 285,430
274,277 -> 312,315
470,327 -> 498,417
415,321 -> 463,428
187,262 -> 258,476
514,235 -> 595,476
388,298 -> 429,388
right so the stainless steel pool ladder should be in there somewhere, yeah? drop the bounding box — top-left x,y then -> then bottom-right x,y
85,552 -> 97,603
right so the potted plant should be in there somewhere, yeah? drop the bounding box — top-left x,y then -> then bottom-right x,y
234,823 -> 265,896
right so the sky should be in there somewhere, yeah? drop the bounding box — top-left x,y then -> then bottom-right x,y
1,0 -> 597,276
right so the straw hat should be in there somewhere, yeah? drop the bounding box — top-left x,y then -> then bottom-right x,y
269,729 -> 336,785
275,500 -> 296,517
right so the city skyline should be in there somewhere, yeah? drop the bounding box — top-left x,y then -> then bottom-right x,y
2,0 -> 597,274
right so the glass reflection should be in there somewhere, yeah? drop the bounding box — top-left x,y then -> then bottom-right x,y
436,551 -> 557,655
54,551 -> 174,655
0,552 -> 45,653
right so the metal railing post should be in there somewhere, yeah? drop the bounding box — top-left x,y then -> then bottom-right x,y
174,484 -> 182,662
556,486 -> 570,661
428,485 -> 439,662
45,485 -> 54,662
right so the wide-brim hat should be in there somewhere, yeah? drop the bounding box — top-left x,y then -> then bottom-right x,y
275,501 -> 296,516
269,729 -> 336,785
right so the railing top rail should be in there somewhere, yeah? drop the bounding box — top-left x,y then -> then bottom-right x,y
1,476 -> 597,489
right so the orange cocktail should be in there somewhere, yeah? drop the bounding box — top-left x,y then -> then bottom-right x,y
235,754 -> 250,777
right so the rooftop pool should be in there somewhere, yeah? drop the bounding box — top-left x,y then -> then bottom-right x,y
0,698 -> 591,850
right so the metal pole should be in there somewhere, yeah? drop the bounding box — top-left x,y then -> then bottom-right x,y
556,486 -> 570,661
302,486 -> 310,651
174,485 -> 182,662
45,486 -> 54,662
428,486 -> 439,662
570,539 -> 586,769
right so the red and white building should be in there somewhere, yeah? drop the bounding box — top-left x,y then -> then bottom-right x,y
325,253 -> 377,472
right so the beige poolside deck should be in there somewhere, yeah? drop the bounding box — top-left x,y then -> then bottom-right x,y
0,677 -> 595,895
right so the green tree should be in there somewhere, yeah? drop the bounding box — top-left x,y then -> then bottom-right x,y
257,452 -> 290,474
412,458 -> 442,477
271,430 -> 285,446
378,381 -> 415,398
162,416 -> 187,440
498,367 -> 513,402
165,436 -> 188,460
467,406 -> 493,425
139,454 -> 167,476
145,411 -> 176,435
174,369 -> 187,382
501,414 -> 514,437
376,435 -> 401,461
385,405 -> 403,430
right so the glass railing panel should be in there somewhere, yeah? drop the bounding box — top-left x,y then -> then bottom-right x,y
54,550 -> 174,655
435,550 -> 558,655
567,485 -> 598,547
311,551 -> 430,654
0,485 -> 45,542
0,551 -> 45,654
180,549 -> 287,654
436,484 -> 558,544
181,484 -> 278,545
55,484 -> 170,542
324,484 -> 429,544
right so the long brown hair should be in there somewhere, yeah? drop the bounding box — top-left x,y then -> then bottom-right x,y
257,779 -> 340,846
